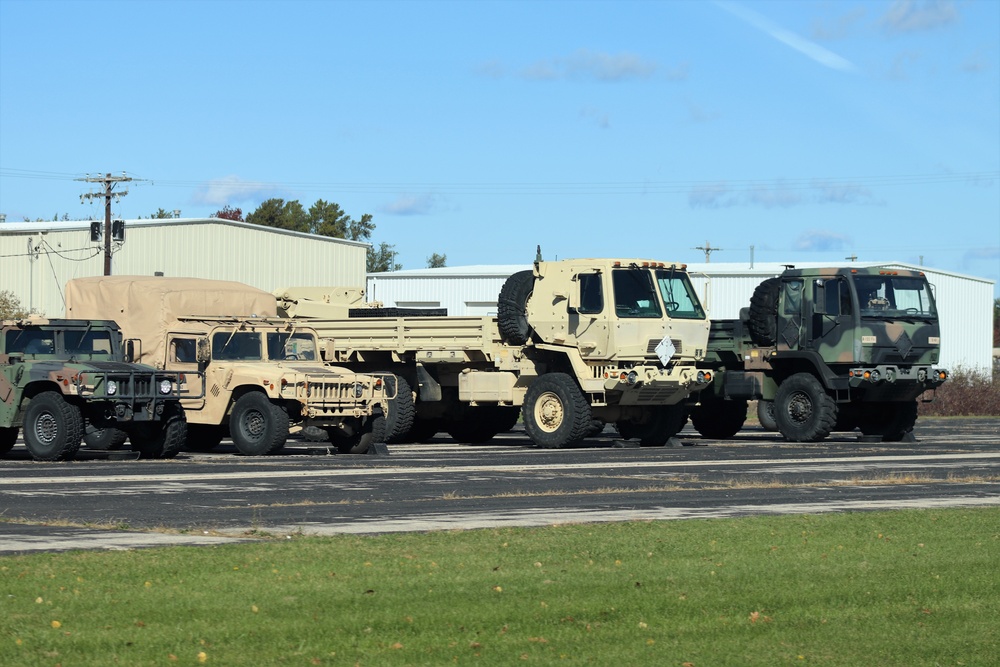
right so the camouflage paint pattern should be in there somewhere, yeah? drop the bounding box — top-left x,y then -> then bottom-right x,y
0,318 -> 192,429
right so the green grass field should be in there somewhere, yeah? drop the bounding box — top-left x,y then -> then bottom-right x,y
2,508 -> 998,666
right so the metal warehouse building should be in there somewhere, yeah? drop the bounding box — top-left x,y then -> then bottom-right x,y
365,261 -> 995,374
1,218 -> 368,318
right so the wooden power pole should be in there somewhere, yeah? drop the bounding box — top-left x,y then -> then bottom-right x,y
78,172 -> 132,275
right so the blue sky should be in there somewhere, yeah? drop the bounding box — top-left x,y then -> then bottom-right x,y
1,0 -> 998,294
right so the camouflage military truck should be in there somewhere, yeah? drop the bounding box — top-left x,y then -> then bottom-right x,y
0,317 -> 192,461
689,267 -> 948,442
274,258 -> 713,449
64,277 -> 393,456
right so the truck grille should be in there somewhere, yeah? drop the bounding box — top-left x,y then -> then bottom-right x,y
646,338 -> 683,356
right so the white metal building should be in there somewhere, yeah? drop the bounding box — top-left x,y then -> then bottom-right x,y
1,218 -> 368,318
366,261 -> 995,374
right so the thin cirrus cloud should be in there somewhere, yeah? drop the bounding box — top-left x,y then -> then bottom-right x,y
715,1 -> 857,72
522,49 -> 659,82
688,181 -> 880,209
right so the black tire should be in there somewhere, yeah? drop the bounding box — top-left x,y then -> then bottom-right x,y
858,401 -> 919,442
756,400 -> 778,431
615,405 -> 688,446
690,397 -> 747,439
522,373 -> 592,449
300,425 -> 329,442
384,375 -> 416,444
0,427 -> 18,455
774,373 -> 837,442
329,413 -> 386,454
403,417 -> 440,443
747,278 -> 780,347
23,391 -> 84,461
497,270 -> 535,345
230,393 -> 288,456
129,403 -> 188,459
185,424 -> 225,452
83,423 -> 128,450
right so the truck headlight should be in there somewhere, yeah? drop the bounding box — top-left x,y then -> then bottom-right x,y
159,379 -> 173,395
869,370 -> 880,383
106,380 -> 118,396
354,383 -> 365,398
626,371 -> 638,385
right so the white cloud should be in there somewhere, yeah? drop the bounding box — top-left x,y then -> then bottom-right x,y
793,230 -> 853,252
378,194 -> 438,216
715,1 -> 857,72
881,0 -> 958,34
191,176 -> 276,206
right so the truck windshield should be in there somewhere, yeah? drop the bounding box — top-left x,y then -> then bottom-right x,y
266,332 -> 318,361
612,268 -> 662,318
213,331 -> 262,361
854,275 -> 937,319
64,328 -> 115,358
654,269 -> 706,320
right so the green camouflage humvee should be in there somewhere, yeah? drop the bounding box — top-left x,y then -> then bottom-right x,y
690,267 -> 948,442
0,317 -> 196,461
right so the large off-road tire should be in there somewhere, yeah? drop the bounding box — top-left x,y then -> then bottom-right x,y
402,417 -> 441,443
230,393 -> 288,456
497,270 -> 535,345
129,403 -> 188,459
384,375 -> 416,444
690,397 -> 747,439
23,391 -> 84,461
858,401 -> 919,442
773,373 -> 838,442
616,405 -> 688,446
0,427 -> 18,455
184,424 -> 225,452
756,400 -> 778,431
747,278 -> 780,347
83,423 -> 128,450
328,414 -> 386,454
522,373 -> 592,449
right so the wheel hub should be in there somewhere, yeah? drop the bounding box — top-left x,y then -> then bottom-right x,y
33,412 -> 59,445
787,391 -> 813,425
242,409 -> 267,439
535,392 -> 564,433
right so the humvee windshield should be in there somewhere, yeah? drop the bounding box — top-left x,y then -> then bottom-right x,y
654,269 -> 706,320
854,275 -> 937,319
212,330 -> 319,361
266,331 -> 318,361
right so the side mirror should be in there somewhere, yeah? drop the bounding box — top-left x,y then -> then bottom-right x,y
813,279 -> 828,315
196,337 -> 212,363
124,339 -> 136,363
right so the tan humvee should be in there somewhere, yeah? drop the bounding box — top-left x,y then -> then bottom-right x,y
65,277 -> 392,456
274,258 -> 713,449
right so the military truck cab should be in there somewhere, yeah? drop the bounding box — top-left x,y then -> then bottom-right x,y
694,267 -> 947,443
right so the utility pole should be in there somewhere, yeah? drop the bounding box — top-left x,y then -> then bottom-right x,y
78,172 -> 132,275
693,240 -> 723,263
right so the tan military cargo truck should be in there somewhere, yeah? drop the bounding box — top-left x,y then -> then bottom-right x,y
274,258 -> 713,449
65,277 -> 393,456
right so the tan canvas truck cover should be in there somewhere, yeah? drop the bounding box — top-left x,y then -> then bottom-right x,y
65,276 -> 278,368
